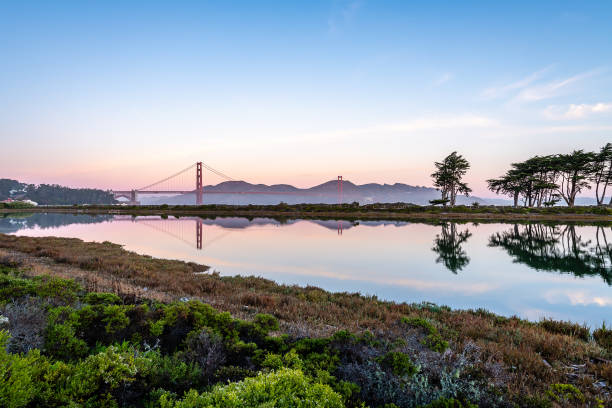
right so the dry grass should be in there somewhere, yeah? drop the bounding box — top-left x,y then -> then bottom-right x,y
0,233 -> 610,404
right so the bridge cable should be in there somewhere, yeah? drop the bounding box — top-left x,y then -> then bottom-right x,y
136,163 -> 196,191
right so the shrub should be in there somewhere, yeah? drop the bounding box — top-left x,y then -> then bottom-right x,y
0,329 -> 42,407
593,323 -> 612,352
375,351 -> 419,377
254,313 -> 279,332
0,273 -> 37,302
158,368 -> 345,408
2,297 -> 48,354
83,292 -> 122,305
102,305 -> 131,334
44,321 -> 88,361
59,344 -> 157,406
180,328 -> 226,380
261,352 -> 284,370
401,317 -> 449,353
538,319 -> 590,342
545,383 -> 585,404
337,360 -> 413,407
146,351 -> 204,395
32,275 -> 80,305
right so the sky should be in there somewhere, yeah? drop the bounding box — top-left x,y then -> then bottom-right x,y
1,0 -> 611,197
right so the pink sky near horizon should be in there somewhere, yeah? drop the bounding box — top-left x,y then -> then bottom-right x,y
3,129 -> 608,199
0,158 -> 582,200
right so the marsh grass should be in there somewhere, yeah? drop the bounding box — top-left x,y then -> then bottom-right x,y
0,233 -> 610,405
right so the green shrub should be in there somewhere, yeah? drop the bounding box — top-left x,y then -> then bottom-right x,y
401,317 -> 449,353
44,322 -> 88,360
0,274 -> 37,303
32,275 -> 80,305
83,292 -> 122,305
102,305 -> 130,334
375,351 -> 419,377
0,330 -> 42,407
253,313 -> 279,332
545,383 -> 584,404
146,352 -> 204,394
158,368 -> 345,408
261,350 -> 303,371
261,352 -> 283,370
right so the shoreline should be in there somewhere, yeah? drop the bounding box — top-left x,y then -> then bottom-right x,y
3,206 -> 612,223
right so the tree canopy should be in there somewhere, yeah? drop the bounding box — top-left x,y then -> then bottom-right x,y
487,144 -> 611,207
431,152 -> 471,207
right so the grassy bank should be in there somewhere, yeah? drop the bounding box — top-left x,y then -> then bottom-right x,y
0,234 -> 611,407
2,202 -> 612,222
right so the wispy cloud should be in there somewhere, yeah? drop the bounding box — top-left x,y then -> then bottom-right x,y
328,0 -> 363,33
481,66 -> 553,99
303,115 -> 499,141
515,68 -> 604,102
434,73 -> 453,86
543,102 -> 612,120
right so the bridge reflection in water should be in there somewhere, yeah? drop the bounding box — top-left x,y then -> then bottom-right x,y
112,216 -> 210,250
110,216 -> 353,250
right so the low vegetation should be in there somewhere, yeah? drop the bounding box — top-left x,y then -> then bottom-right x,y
0,201 -> 37,209
4,202 -> 612,222
0,265 -> 495,407
0,234 -> 610,406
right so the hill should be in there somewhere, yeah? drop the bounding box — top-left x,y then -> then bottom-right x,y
0,179 -> 116,205
142,179 -> 500,206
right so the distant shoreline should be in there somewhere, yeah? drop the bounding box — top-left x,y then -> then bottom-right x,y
2,204 -> 612,223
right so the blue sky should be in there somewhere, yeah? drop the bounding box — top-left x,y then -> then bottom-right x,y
1,1 -> 611,196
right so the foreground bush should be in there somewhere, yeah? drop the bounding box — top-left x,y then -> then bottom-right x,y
159,368 -> 344,408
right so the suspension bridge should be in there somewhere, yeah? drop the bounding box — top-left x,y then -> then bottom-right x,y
112,162 -> 344,205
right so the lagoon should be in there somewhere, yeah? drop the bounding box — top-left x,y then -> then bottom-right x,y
2,213 -> 611,327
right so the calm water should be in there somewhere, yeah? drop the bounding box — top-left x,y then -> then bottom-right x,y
2,213 -> 611,327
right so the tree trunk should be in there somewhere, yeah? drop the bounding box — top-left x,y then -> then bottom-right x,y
513,191 -> 519,208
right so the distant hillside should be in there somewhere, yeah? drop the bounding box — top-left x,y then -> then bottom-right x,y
142,179 -> 501,206
0,179 -> 116,205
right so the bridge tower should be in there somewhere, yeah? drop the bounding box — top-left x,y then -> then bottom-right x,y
196,162 -> 203,205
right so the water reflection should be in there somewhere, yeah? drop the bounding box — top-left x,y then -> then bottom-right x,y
0,213 -> 113,234
488,224 -> 612,285
3,213 -> 612,326
431,222 -> 472,273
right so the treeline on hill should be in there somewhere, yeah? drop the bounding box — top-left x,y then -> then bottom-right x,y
0,179 -> 116,205
487,143 -> 612,208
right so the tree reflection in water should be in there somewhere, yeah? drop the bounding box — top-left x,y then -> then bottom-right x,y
488,224 -> 612,285
431,222 -> 472,273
